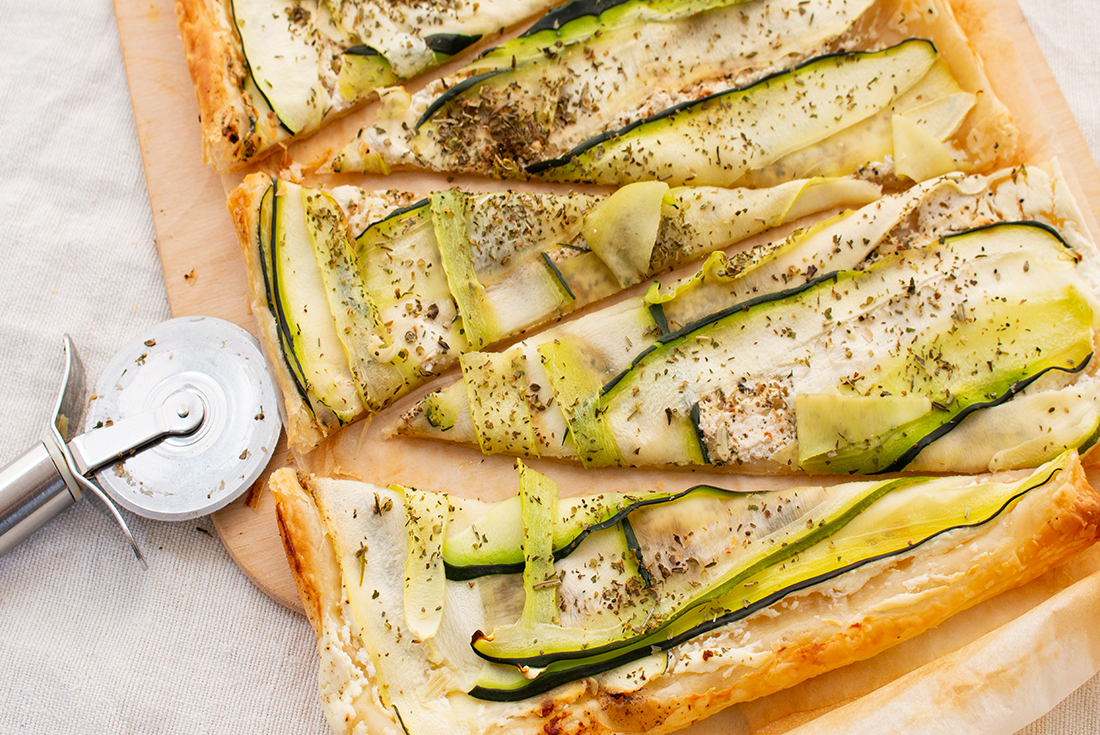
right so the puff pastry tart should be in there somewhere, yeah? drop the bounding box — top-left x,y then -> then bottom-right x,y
174,0 -> 560,170
271,452 -> 1100,735
200,0 -> 1100,731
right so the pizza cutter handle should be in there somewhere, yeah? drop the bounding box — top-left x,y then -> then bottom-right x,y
0,440 -> 79,557
0,335 -> 146,565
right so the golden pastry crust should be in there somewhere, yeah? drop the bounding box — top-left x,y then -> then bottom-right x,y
273,470 -> 407,734
271,456 -> 1100,735
174,0 -> 283,172
873,0 -> 1018,171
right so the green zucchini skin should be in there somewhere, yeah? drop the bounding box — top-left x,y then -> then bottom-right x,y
414,71 -> 509,130
514,0 -> 751,47
443,485 -> 749,580
467,462 -> 1063,701
525,39 -> 937,177
395,166 -> 1100,472
345,179 -> 860,416
255,174 -> 865,441
540,252 -> 577,301
472,477 -> 921,668
346,33 -> 479,64
618,221 -> 1082,393
260,181 -> 368,426
618,515 -> 652,588
258,182 -> 312,408
602,270 -> 844,395
1079,420 -> 1100,458
354,0 -> 881,180
344,32 -> 483,102
344,45 -> 382,57
424,33 -> 483,56
585,220 -> 1094,472
648,302 -> 670,336
422,0 -> 754,126
222,0 -> 565,166
521,0 -> 631,35
876,357 -> 1092,473
231,0 -> 325,135
352,196 -> 467,404
355,198 -> 430,240
689,402 -> 710,465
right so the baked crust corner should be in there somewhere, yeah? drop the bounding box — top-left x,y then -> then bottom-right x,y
173,0 -> 281,171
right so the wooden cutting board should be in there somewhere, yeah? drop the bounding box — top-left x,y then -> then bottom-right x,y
111,0 -> 1100,616
113,0 -> 298,608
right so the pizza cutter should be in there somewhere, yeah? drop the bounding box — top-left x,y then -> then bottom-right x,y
0,316 -> 281,565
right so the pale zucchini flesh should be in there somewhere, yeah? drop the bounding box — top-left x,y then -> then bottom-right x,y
733,60 -> 975,187
531,40 -> 938,185
441,486 -> 730,579
598,222 -> 1093,471
467,455 -> 1076,698
253,172 -> 873,443
395,167 -> 1100,474
303,453 -> 1091,712
261,181 -> 365,426
459,349 -> 538,457
516,461 -> 559,629
232,0 -> 329,134
301,188 -> 403,412
432,190 -> 501,349
402,487 -> 448,641
326,0 -> 880,176
323,0 -> 556,79
395,174 -> 968,455
466,0 -> 759,75
221,0 -> 561,168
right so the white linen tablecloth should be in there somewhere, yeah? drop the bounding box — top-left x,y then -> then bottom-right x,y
0,1 -> 1096,733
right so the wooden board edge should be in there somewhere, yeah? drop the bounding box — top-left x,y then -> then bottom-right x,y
111,0 -> 255,325
211,432 -> 304,612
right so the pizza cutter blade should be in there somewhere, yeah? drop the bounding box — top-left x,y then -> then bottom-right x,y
0,316 -> 281,564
